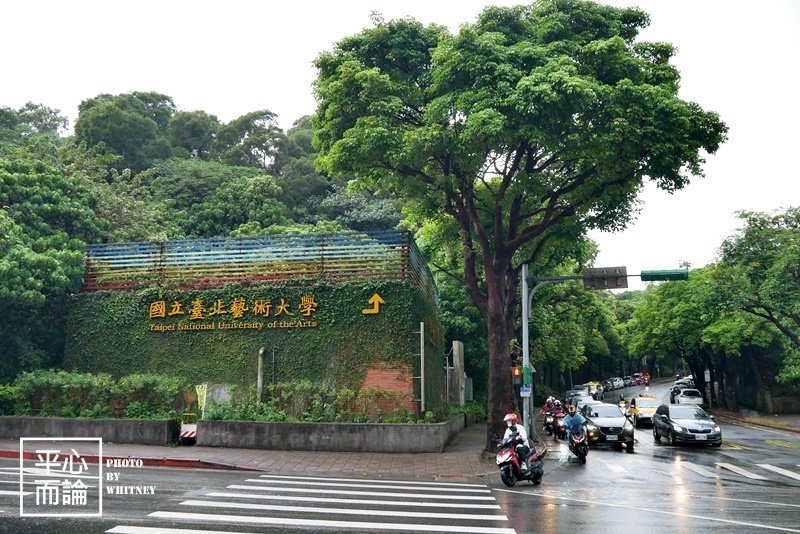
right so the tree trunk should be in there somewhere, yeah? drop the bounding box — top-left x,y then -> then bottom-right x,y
484,293 -> 518,451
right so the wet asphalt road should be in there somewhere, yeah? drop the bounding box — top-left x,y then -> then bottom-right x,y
1,382 -> 798,533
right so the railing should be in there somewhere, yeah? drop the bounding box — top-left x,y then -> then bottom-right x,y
83,230 -> 437,302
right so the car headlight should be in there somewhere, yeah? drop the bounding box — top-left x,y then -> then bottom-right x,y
713,426 -> 720,432
624,420 -> 633,431
672,423 -> 684,432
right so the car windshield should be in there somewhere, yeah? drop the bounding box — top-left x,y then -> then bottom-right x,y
637,399 -> 660,408
669,406 -> 710,420
588,405 -> 622,418
681,389 -> 702,397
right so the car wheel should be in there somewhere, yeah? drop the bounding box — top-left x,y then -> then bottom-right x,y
653,426 -> 661,442
669,431 -> 678,446
627,443 -> 634,453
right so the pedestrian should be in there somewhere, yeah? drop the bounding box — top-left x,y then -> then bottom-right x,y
596,384 -> 604,401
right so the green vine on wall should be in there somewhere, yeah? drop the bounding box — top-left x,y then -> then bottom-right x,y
65,280 -> 445,411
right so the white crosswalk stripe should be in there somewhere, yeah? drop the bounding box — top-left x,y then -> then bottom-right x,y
757,464 -> 800,482
716,463 -> 768,480
106,473 -> 515,534
680,461 -> 717,478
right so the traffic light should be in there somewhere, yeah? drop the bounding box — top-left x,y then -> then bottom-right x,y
582,266 -> 628,290
512,367 -> 522,385
640,269 -> 689,282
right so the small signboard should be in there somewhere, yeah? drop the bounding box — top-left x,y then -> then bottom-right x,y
520,386 -> 531,398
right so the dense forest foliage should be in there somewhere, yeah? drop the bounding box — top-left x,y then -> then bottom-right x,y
1,3 -> 797,416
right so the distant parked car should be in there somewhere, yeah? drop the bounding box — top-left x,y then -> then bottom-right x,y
674,388 -> 704,406
611,377 -> 624,389
653,404 -> 721,447
602,379 -> 615,391
623,376 -> 634,387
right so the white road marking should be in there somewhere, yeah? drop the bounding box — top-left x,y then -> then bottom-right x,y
206,491 -> 501,509
716,462 -> 768,480
0,490 -> 32,496
496,488 -> 800,533
680,461 -> 718,478
180,499 -> 507,521
258,474 -> 485,487
107,527 -> 256,534
227,484 -> 497,500
757,464 -> 800,482
245,477 -> 490,493
148,511 -> 518,534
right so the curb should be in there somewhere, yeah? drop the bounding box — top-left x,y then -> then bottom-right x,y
0,448 -> 268,472
709,411 -> 800,434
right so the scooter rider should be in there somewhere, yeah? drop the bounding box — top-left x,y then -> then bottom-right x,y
503,413 -> 531,469
562,404 -> 586,438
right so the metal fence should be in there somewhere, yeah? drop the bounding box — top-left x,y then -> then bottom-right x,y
83,230 -> 437,302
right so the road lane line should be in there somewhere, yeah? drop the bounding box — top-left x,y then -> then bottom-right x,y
0,490 -> 32,496
108,527 -> 256,534
680,462 -> 717,478
495,488 -> 800,533
757,464 -> 800,481
149,511 -> 518,534
716,462 -> 768,480
227,484 -> 497,500
206,491 -> 501,509
245,478 -> 491,492
180,499 -> 508,521
257,474 -> 485,487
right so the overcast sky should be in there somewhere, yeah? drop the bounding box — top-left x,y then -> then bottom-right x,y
3,0 -> 798,290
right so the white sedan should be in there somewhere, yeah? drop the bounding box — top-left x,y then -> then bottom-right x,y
674,388 -> 704,406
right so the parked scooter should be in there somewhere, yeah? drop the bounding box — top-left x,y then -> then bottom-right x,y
568,428 -> 589,464
496,432 -> 544,487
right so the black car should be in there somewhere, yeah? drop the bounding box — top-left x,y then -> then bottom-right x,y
652,404 -> 722,447
581,402 -> 635,452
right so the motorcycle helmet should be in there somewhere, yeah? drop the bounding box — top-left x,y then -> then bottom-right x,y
554,400 -> 562,407
567,404 -> 576,415
503,413 -> 519,427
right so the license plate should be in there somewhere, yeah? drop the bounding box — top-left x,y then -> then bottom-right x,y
606,435 -> 618,441
695,434 -> 707,440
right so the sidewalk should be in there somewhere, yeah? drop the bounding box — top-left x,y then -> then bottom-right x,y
708,408 -> 800,434
0,422 -> 499,480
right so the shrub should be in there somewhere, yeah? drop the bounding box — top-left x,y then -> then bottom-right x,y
0,384 -> 21,415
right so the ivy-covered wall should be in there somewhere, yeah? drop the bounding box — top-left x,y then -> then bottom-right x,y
64,280 -> 445,412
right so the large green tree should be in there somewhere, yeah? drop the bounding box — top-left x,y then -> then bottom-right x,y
312,0 -> 726,446
74,92 -> 176,174
716,208 -> 800,389
0,156 -> 105,381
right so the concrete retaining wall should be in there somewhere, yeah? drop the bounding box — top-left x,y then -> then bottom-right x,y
197,414 -> 465,453
0,417 -> 179,445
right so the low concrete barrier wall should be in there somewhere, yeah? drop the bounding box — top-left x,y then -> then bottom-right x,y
197,414 -> 465,453
0,417 -> 179,445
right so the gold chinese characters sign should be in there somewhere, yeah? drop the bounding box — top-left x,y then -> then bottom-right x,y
148,294 -> 319,332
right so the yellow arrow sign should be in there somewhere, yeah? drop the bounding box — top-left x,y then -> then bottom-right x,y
362,293 -> 385,315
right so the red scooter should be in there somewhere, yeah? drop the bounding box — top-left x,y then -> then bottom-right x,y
496,431 -> 544,487
552,408 -> 567,439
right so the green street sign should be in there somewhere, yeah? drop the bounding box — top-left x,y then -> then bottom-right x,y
523,365 -> 532,386
640,269 -> 689,282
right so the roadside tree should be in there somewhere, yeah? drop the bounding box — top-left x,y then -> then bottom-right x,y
312,1 -> 727,446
